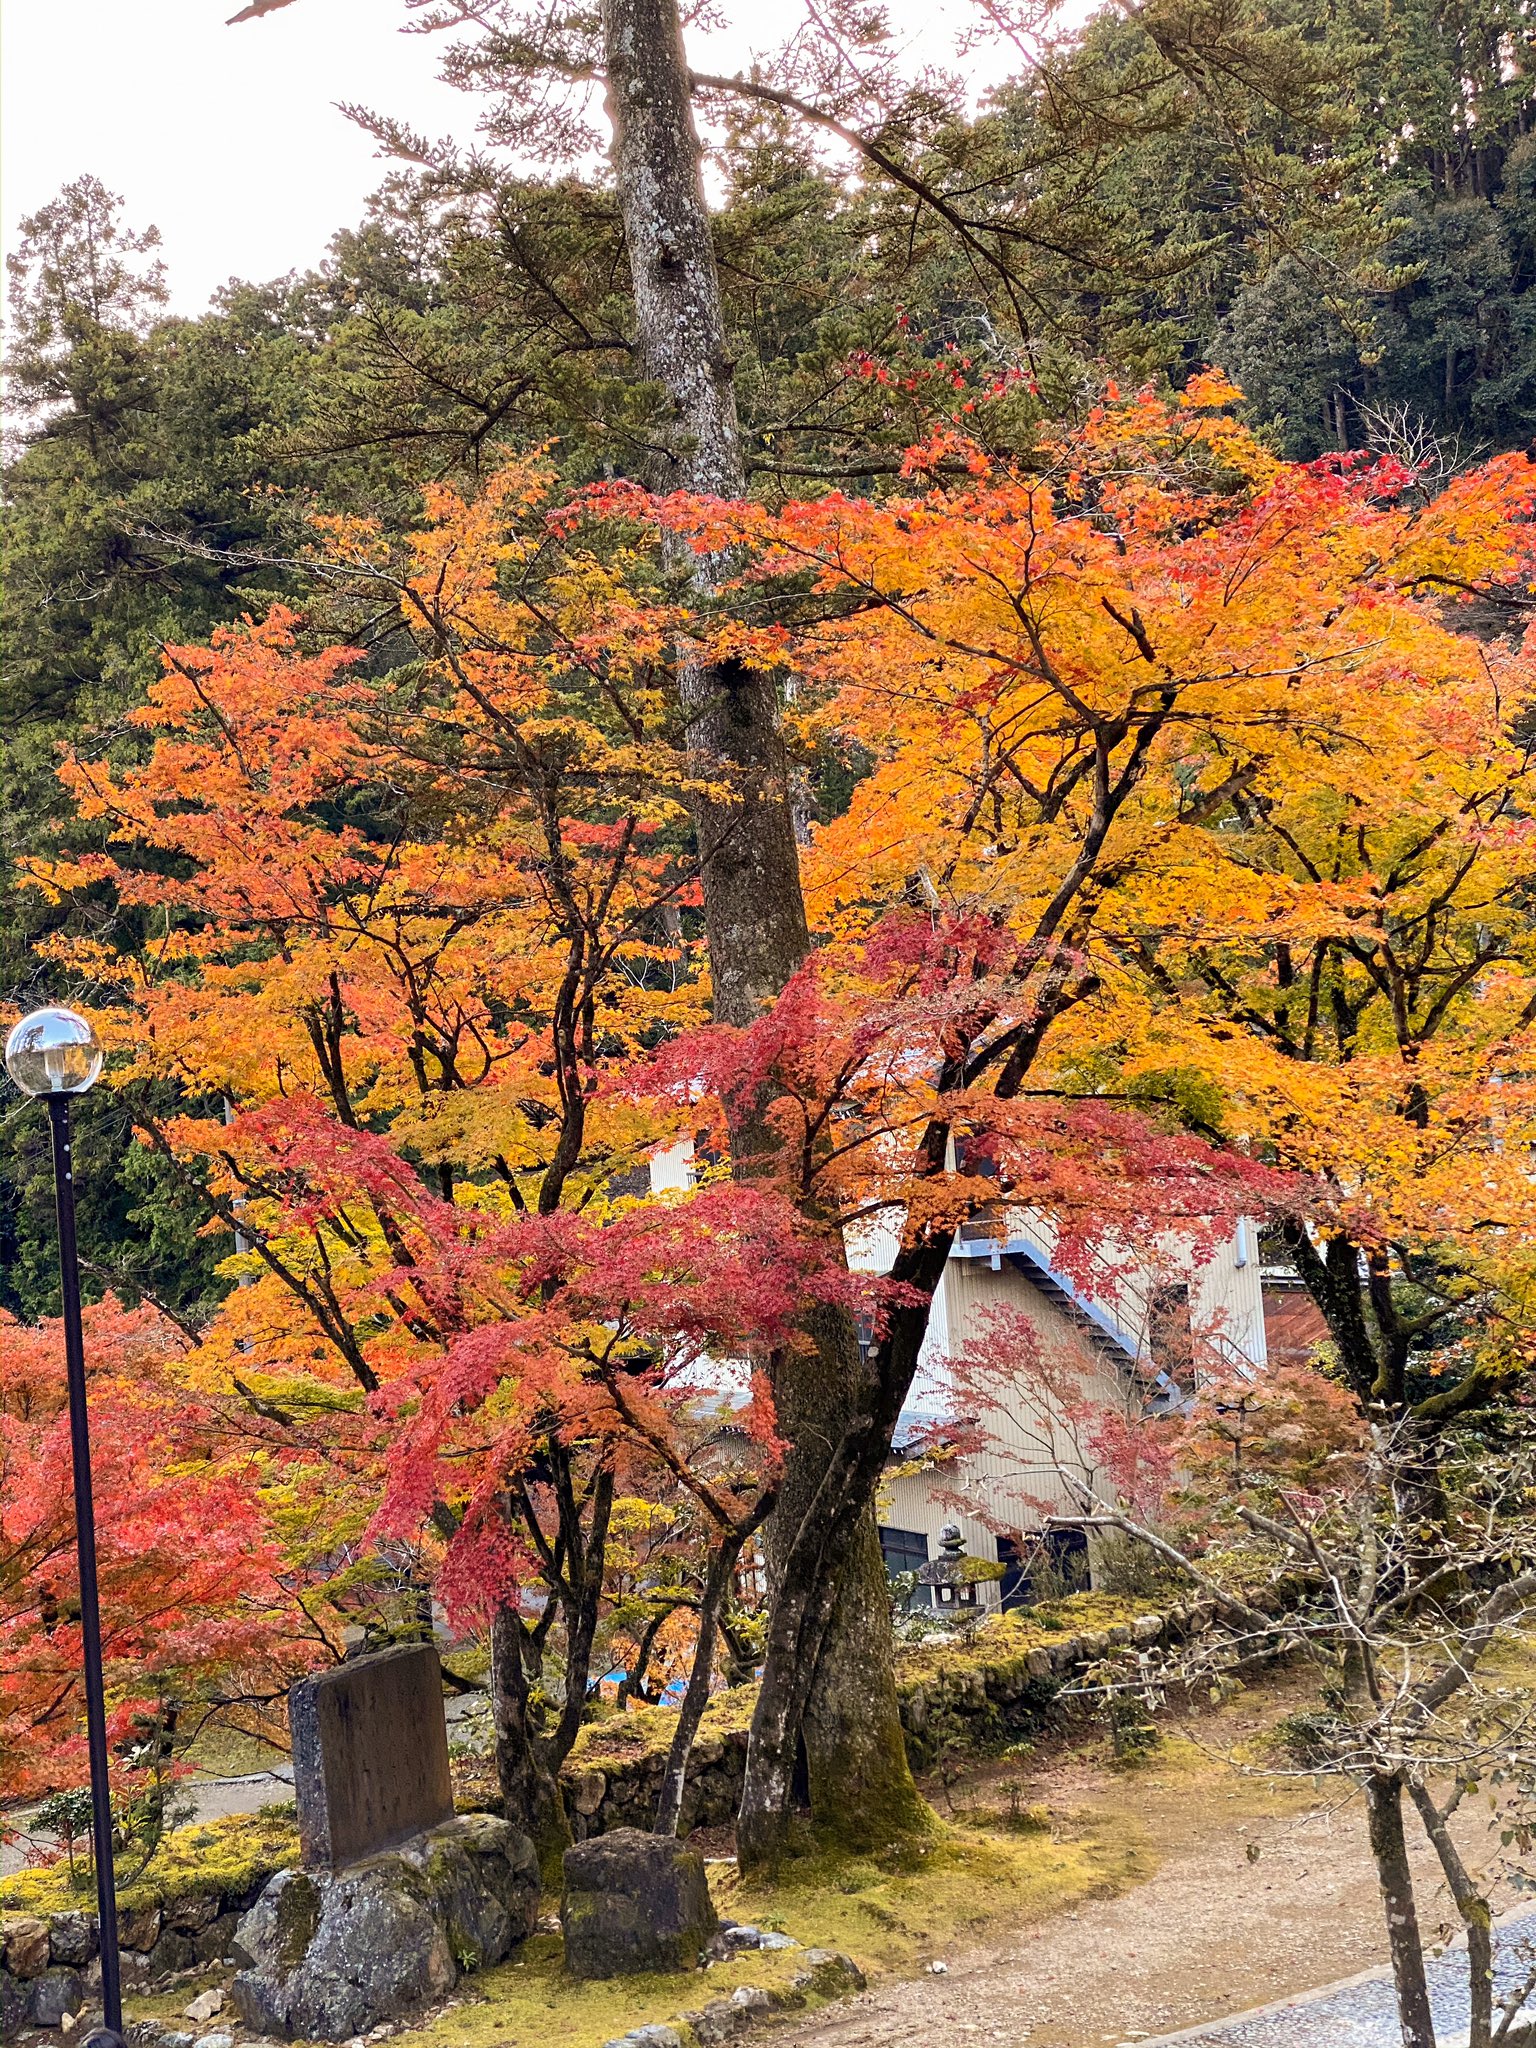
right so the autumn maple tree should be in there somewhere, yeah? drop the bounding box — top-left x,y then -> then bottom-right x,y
23,466 -> 825,1868
569,373 -> 1534,1861
0,1296 -> 305,1810
17,371 -> 1536,1886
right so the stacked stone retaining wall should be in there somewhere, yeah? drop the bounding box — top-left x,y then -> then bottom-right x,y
1,1872 -> 273,2038
560,1594 -> 1234,1839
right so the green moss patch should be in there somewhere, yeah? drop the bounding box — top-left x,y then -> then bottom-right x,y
566,1682 -> 759,1774
892,1594 -> 1148,1689
405,1932 -> 812,2048
717,1816 -> 1145,1977
407,1811 -> 1146,2048
0,1808 -> 299,1917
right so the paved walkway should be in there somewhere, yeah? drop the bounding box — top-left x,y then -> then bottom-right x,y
1138,1908 -> 1536,2047
0,1766 -> 297,1877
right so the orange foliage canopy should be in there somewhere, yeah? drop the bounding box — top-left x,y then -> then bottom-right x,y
13,379 -> 1536,1737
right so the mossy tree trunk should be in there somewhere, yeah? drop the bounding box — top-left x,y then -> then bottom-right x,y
600,0 -> 928,1866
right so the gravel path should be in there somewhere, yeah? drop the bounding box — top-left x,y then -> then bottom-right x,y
1138,1909 -> 1536,2047
771,1753 -> 1519,2048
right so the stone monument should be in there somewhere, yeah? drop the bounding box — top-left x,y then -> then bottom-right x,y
229,1643 -> 539,2040
290,1642 -> 455,1869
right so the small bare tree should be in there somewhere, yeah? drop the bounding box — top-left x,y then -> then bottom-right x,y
1053,1417 -> 1536,2048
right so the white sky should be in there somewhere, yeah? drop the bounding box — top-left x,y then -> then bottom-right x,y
1,0 -> 990,316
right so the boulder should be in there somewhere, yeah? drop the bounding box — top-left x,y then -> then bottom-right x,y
230,1815 -> 536,2041
602,2030 -> 686,2048
49,1914 -> 97,1967
27,1966 -> 84,2029
2,1917 -> 50,1980
561,1828 -> 718,1980
1,1971 -> 28,2043
119,1905 -> 164,1954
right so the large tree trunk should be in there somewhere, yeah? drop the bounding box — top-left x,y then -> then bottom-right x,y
1366,1771 -> 1438,2048
600,0 -> 926,1863
752,1301 -> 934,1863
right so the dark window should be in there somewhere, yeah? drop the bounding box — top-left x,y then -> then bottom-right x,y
879,1526 -> 929,1576
1046,1527 -> 1090,1591
996,1535 -> 1029,1611
879,1526 -> 931,1608
995,1528 -> 1090,1608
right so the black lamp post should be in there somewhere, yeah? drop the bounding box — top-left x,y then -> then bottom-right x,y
5,1007 -> 126,2048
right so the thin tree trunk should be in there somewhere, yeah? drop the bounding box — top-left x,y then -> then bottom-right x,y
490,1601 -> 571,1886
655,1526 -> 745,1835
600,0 -> 925,1864
1408,1778 -> 1493,2048
1367,1772 -> 1438,2048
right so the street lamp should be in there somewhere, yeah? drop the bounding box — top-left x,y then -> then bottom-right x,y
5,1007 -> 125,2048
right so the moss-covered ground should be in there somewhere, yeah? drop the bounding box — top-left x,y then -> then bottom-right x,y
400,1812 -> 1144,2048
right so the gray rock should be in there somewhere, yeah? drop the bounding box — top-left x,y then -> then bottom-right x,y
703,1924 -> 796,1964
27,1966 -> 84,2028
196,2033 -> 235,2048
230,1816 -> 536,2040
687,1986 -> 782,2045
399,1818 -> 521,1972
562,1828 -> 718,1980
789,1950 -> 866,2000
283,1862 -> 454,2039
49,1913 -> 97,1967
601,2030 -> 685,2048
1,1972 -> 28,2043
568,1769 -> 607,1817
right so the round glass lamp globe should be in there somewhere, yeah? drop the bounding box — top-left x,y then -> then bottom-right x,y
4,1007 -> 104,1096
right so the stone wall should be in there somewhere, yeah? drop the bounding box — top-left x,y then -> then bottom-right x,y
1,1873 -> 271,2040
560,1595 -> 1227,1839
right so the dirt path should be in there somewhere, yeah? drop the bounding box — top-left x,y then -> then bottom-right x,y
775,1718 -> 1512,2048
